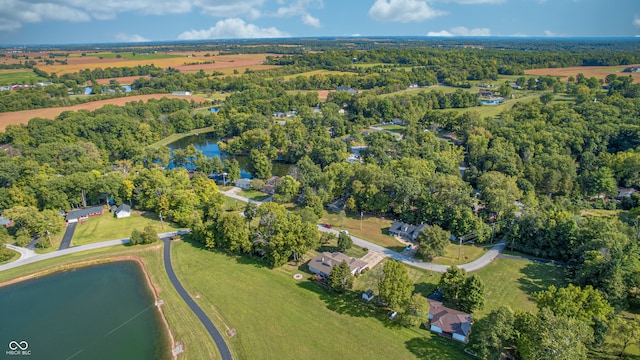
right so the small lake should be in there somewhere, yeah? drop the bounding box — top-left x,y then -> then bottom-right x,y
0,261 -> 170,360
167,134 -> 293,178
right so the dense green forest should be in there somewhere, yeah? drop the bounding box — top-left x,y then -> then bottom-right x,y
1,39 -> 640,359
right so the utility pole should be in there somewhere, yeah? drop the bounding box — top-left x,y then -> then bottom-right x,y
159,211 -> 165,229
490,223 -> 495,244
360,211 -> 363,231
458,236 -> 462,261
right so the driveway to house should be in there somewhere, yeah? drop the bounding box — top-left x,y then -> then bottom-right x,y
316,225 -> 507,273
162,237 -> 233,360
58,222 -> 77,250
220,187 -> 266,205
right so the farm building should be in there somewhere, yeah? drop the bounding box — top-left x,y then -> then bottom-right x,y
171,91 -> 191,96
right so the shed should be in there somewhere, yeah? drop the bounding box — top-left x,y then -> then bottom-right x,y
235,178 -> 251,190
362,290 -> 375,302
115,204 -> 131,218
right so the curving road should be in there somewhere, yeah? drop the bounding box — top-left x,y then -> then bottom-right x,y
161,237 -> 233,360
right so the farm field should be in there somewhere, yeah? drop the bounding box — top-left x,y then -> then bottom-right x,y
0,94 -> 210,131
524,64 -> 640,82
285,89 -> 331,100
170,239 -> 469,360
37,53 -> 274,75
0,70 -> 48,84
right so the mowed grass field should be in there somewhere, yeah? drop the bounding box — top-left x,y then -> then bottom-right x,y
525,64 -> 640,82
170,239 -> 469,360
72,210 -> 182,246
0,70 -> 48,84
0,94 -> 211,131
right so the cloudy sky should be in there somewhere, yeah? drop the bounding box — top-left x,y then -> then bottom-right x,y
0,0 -> 638,45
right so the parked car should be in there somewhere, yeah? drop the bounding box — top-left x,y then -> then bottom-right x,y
340,230 -> 349,235
389,311 -> 398,320
323,223 -> 333,229
405,244 -> 412,251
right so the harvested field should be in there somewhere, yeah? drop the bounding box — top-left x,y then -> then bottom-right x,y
94,76 -> 150,85
37,53 -> 273,75
525,64 -> 640,82
0,94 -> 209,130
285,89 -> 332,100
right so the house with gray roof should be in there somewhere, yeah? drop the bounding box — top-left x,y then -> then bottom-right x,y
66,206 -> 104,223
308,252 -> 368,278
388,221 -> 427,241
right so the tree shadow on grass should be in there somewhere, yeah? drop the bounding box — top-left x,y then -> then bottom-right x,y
296,280 -> 390,320
414,282 -> 439,298
405,335 -> 467,360
517,262 -> 567,297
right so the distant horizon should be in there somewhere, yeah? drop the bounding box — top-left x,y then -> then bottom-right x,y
1,0 -> 639,45
2,35 -> 639,49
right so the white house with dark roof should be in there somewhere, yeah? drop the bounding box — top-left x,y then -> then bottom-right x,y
66,206 -> 104,223
427,298 -> 473,343
308,252 -> 368,278
114,204 -> 131,218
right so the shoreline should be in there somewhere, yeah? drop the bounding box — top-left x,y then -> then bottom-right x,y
0,254 -> 178,360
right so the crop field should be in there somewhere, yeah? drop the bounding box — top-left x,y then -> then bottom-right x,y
0,70 -> 48,84
0,94 -> 210,130
285,89 -> 331,100
525,64 -> 640,82
36,53 -> 275,75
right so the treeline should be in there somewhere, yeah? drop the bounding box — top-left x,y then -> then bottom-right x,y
53,65 -> 164,85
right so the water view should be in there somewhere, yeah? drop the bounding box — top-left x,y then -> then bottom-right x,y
167,133 -> 293,178
0,262 -> 170,360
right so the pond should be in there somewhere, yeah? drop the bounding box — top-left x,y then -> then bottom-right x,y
0,261 -> 171,360
167,133 -> 293,179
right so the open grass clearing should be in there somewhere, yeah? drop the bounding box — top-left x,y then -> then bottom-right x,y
0,243 -> 220,360
147,126 -> 216,149
1,248 -> 20,264
0,70 -> 47,84
319,212 -> 402,251
72,210 -> 182,246
430,243 -> 488,266
171,239 -> 469,359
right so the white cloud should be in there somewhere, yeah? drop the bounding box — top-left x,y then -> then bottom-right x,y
115,33 -> 150,42
301,14 -> 321,28
369,0 -> 446,22
633,15 -> 640,28
544,29 -> 567,37
0,0 -> 265,31
351,33 -> 362,37
432,0 -> 505,3
177,18 -> 289,40
427,26 -> 491,36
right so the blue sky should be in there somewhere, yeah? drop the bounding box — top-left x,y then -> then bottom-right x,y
0,0 -> 639,45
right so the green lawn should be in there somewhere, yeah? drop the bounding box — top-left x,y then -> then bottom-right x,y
237,189 -> 269,202
72,210 -> 181,246
0,70 -> 48,85
170,239 -> 469,359
319,213 -> 403,251
430,243 -> 488,266
0,248 -> 20,264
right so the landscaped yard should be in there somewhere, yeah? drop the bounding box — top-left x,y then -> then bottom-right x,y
319,212 -> 402,251
72,210 -> 182,246
170,239 -> 469,359
430,243 -> 488,266
237,189 -> 270,202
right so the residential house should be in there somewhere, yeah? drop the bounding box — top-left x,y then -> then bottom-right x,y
336,86 -> 359,95
426,295 -> 473,343
114,204 -> 131,219
308,252 -> 368,278
66,206 -> 104,223
171,91 -> 191,96
362,290 -> 375,302
266,176 -> 280,186
617,187 -> 637,198
388,221 -> 427,241
261,184 -> 276,195
235,178 -> 251,190
0,216 -> 14,228
481,98 -> 503,105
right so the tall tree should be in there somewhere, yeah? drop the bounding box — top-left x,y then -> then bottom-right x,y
399,293 -> 430,327
337,232 -> 353,251
416,224 -> 450,259
328,260 -> 353,293
609,315 -> 640,357
459,275 -> 486,313
470,306 -> 516,360
438,266 -> 466,300
379,260 -> 414,310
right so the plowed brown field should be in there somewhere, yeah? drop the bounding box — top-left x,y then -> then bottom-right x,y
0,94 -> 209,131
524,65 -> 640,82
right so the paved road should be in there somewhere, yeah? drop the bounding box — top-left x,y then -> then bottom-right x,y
316,225 -> 507,273
58,222 -> 77,250
220,187 -> 265,205
0,232 -> 182,273
161,237 -> 233,360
